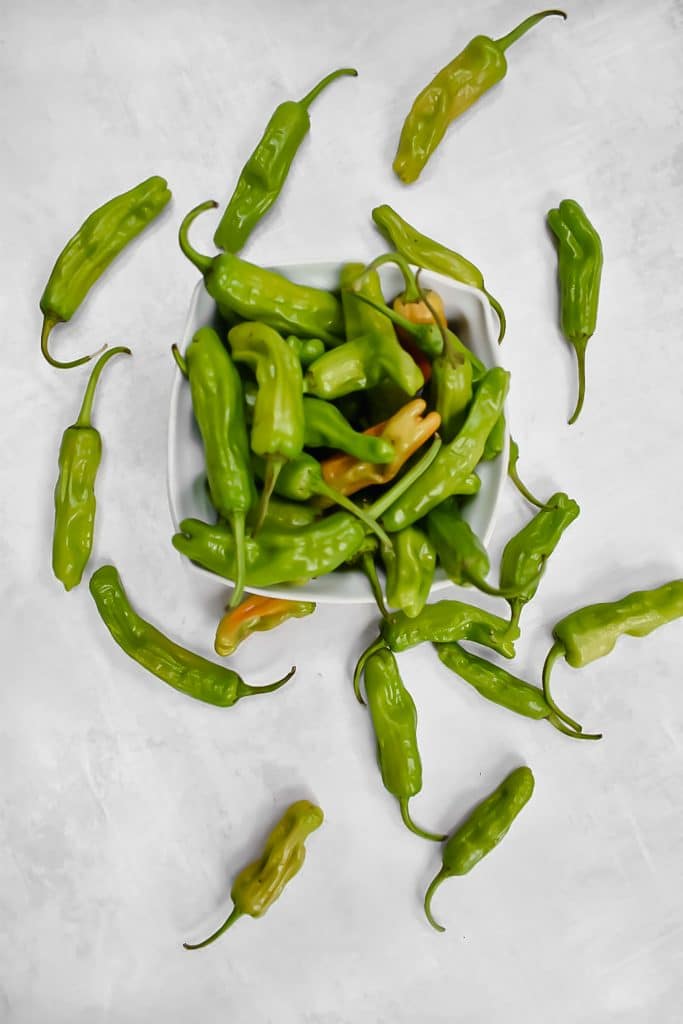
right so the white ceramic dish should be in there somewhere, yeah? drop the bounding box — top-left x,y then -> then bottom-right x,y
167,261 -> 507,604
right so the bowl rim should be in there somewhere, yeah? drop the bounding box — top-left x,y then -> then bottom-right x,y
167,259 -> 507,605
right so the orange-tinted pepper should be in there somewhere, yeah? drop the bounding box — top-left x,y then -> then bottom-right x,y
215,593 -> 316,656
393,288 -> 447,384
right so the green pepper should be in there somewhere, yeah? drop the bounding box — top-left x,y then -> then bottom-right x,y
286,336 -> 326,367
213,68 -> 357,253
302,396 -> 394,462
179,201 -> 344,344
172,327 -> 254,606
228,321 -> 304,530
260,496 -> 320,530
372,204 -> 506,342
499,493 -> 580,636
383,367 -> 509,531
360,253 -> 444,357
481,412 -> 506,461
427,497 -> 509,598
382,526 -> 436,618
40,176 -> 171,368
89,566 -> 295,705
214,593 -> 316,656
184,800 -> 323,949
363,648 -> 446,842
547,199 -> 603,423
52,347 -> 131,590
430,345 -> 473,443
435,643 -> 599,739
424,766 -> 535,932
507,437 -> 551,510
542,581 -> 683,731
393,10 -> 566,185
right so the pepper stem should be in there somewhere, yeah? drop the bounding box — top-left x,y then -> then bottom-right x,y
361,553 -> 389,618
468,574 -> 515,599
508,438 -> 550,510
399,799 -> 447,842
178,201 -> 218,275
484,288 -> 507,344
548,713 -> 602,741
318,481 -> 391,547
183,905 -> 243,950
237,665 -> 297,699
503,600 -> 522,641
228,512 -> 247,608
568,337 -> 588,425
253,456 -> 285,535
74,347 -> 131,428
368,437 -> 442,519
171,343 -> 188,377
542,641 -> 584,732
423,869 -> 448,933
364,252 -> 421,303
353,638 -> 385,704
299,67 -> 358,109
353,291 -> 442,354
495,9 -> 567,53
41,314 -> 108,370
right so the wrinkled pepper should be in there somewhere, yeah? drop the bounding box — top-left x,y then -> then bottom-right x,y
89,566 -> 295,705
547,199 -> 603,423
481,412 -> 506,461
215,593 -> 316,656
363,648 -> 446,842
173,327 -> 254,606
302,396 -> 394,463
430,329 -> 473,443
179,201 -> 344,344
184,800 -> 323,949
393,10 -> 566,185
424,766 -> 535,932
427,497 -> 509,598
40,176 -> 171,368
382,525 -> 436,618
213,68 -> 357,253
52,347 -> 131,591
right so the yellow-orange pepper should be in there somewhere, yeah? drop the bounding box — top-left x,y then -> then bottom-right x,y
393,289 -> 447,330
215,593 -> 316,656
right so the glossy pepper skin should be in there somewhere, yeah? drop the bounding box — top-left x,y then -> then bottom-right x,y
173,327 -> 254,606
213,68 -> 357,253
382,525 -> 436,618
52,347 -> 131,591
361,253 -> 444,358
372,204 -> 506,342
215,594 -> 316,656
184,801 -> 323,949
179,201 -> 344,344
435,643 -> 599,740
228,321 -> 304,530
393,10 -> 566,185
427,497 -> 509,598
89,566 -> 295,705
507,437 -> 551,510
363,648 -> 446,842
542,581 -> 683,730
430,344 -> 473,443
383,367 -> 510,531
424,766 -> 535,932
499,492 -> 580,636
302,396 -> 395,463
481,412 -> 506,461
40,176 -> 171,368
547,199 -> 603,423
286,335 -> 326,367
260,496 -> 320,530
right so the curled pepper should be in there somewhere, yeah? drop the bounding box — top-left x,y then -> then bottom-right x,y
173,327 -> 254,606
382,526 -> 436,619
179,201 -> 344,344
89,566 -> 295,706
213,67 -> 357,253
302,396 -> 394,463
362,648 -> 446,842
547,199 -> 603,423
424,767 -> 535,932
393,10 -> 566,185
215,594 -> 316,657
40,176 -> 171,368
184,800 -> 323,949
372,204 -> 506,342
542,581 -> 683,733
52,347 -> 131,591
228,321 -> 304,530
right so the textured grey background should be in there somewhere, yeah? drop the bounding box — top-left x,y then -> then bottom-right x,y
1,0 -> 682,1021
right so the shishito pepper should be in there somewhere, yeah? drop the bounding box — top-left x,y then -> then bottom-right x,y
423,767 -> 535,932
382,526 -> 436,618
215,594 -> 316,657
286,335 -> 326,367
184,800 -> 324,949
363,648 -> 446,842
393,10 -> 566,185
302,396 -> 394,463
213,68 -> 357,253
172,327 -> 254,606
52,347 -> 131,591
40,176 -> 171,368
427,497 -> 510,598
179,201 -> 344,344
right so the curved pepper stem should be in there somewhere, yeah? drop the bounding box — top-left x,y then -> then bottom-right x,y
353,638 -> 386,704
361,553 -> 389,618
299,67 -> 358,109
568,336 -> 588,425
507,438 -> 551,510
317,481 -> 391,548
352,291 -> 444,357
41,316 -> 108,370
399,799 -> 446,842
74,346 -> 131,428
541,641 -> 586,732
484,289 -> 507,344
178,201 -> 218,275
423,869 -> 448,933
548,713 -> 602,741
236,665 -> 296,701
364,252 -> 421,304
228,512 -> 247,608
171,343 -> 188,378
253,456 -> 285,535
368,437 -> 442,520
494,9 -> 567,53
183,905 -> 243,950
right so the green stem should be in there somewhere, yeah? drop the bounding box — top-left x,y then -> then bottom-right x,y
542,641 -> 584,732
178,201 -> 217,274
399,798 -> 446,842
368,437 -> 442,520
74,346 -> 131,427
495,9 -> 567,53
483,288 -> 507,344
364,252 -> 421,302
237,665 -> 297,699
171,343 -> 188,377
548,713 -> 602,741
503,600 -> 522,642
468,574 -> 515,599
508,438 -> 549,510
423,869 -> 448,933
41,314 -> 107,370
253,456 -> 285,534
228,512 -> 247,608
352,291 -> 441,352
183,905 -> 243,950
299,67 -> 358,109
317,481 -> 391,547
568,338 -> 587,425
353,638 -> 385,704
361,553 -> 389,618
